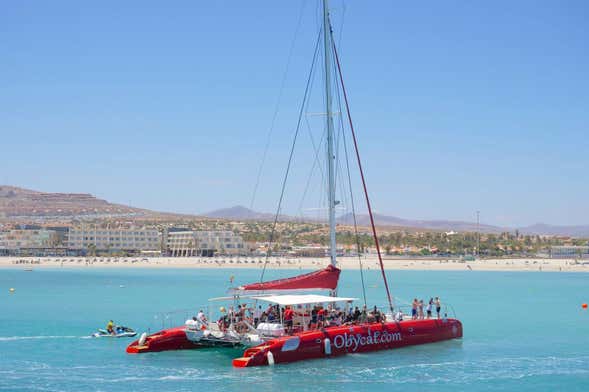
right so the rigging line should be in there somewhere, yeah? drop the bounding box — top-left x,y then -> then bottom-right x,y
304,110 -> 326,181
249,0 -> 308,211
305,113 -> 326,181
337,0 -> 346,47
297,128 -> 326,217
331,29 -> 395,313
297,57 -> 325,220
303,55 -> 326,184
260,29 -> 323,283
342,109 -> 367,308
333,51 -> 367,308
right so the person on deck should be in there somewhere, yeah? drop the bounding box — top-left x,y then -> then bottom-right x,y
426,298 -> 433,319
253,306 -> 262,327
418,300 -> 424,320
372,306 -> 382,323
317,306 -> 326,328
309,306 -> 318,329
196,309 -> 207,327
353,306 -> 361,323
435,297 -> 441,319
267,309 -> 276,322
360,305 -> 368,323
284,306 -> 294,334
228,306 -> 235,325
412,299 -> 418,320
185,316 -> 198,330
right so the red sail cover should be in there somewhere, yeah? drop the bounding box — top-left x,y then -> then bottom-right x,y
239,265 -> 341,291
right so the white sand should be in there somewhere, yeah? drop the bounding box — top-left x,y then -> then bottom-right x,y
1,255 -> 587,272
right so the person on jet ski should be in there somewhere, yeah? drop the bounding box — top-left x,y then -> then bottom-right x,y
106,320 -> 115,335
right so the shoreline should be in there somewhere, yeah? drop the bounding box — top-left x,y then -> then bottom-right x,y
1,256 -> 587,272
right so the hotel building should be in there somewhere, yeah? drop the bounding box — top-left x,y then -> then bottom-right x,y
166,230 -> 245,256
67,227 -> 161,253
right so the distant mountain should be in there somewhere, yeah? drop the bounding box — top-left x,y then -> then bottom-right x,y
203,205 -> 295,222
337,213 -> 505,234
0,185 -> 150,219
518,223 -> 589,238
204,206 -> 275,221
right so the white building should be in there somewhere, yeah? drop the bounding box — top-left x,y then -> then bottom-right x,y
550,245 -> 589,259
67,227 -> 161,252
167,230 -> 245,256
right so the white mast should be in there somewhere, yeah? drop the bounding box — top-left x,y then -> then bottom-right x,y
323,0 -> 337,269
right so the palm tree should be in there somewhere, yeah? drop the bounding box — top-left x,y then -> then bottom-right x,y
87,243 -> 96,257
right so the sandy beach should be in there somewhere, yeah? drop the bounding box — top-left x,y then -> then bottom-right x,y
1,255 -> 587,272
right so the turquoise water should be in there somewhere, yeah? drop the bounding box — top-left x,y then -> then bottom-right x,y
1,267 -> 588,391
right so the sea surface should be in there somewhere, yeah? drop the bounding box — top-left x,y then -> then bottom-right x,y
0,267 -> 588,392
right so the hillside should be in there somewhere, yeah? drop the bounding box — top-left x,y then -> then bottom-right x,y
0,185 -> 147,219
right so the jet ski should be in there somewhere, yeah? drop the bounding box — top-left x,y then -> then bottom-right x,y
92,326 -> 137,338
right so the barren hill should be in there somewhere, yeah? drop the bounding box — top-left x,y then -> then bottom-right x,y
0,185 -> 147,219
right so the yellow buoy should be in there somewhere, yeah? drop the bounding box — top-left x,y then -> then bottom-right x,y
220,306 -> 226,313
9,288 -> 15,293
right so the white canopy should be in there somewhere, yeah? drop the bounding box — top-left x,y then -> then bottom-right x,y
255,294 -> 357,306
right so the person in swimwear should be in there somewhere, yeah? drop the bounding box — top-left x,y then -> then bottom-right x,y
435,297 -> 441,319
411,299 -> 418,320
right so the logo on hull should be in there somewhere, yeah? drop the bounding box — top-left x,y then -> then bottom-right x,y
332,329 -> 402,352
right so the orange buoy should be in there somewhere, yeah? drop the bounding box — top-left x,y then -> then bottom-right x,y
583,303 -> 588,309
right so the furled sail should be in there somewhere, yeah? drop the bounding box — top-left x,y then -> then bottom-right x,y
238,265 -> 340,291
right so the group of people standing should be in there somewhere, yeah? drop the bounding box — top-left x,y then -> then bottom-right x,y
411,297 -> 442,320
214,302 -> 390,335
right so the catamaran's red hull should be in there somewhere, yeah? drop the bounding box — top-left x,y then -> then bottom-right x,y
126,326 -> 200,354
233,318 -> 462,367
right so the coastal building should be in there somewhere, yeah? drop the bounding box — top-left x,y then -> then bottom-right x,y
67,227 -> 161,254
289,245 -> 328,257
550,245 -> 589,259
166,230 -> 245,256
0,228 -> 60,256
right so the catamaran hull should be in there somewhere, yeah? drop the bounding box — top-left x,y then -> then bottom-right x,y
126,326 -> 241,354
233,318 -> 462,367
126,327 -> 203,353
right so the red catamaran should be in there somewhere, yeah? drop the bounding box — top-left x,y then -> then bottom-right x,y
127,0 -> 462,364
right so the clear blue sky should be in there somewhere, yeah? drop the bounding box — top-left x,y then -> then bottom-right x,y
1,1 -> 588,227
